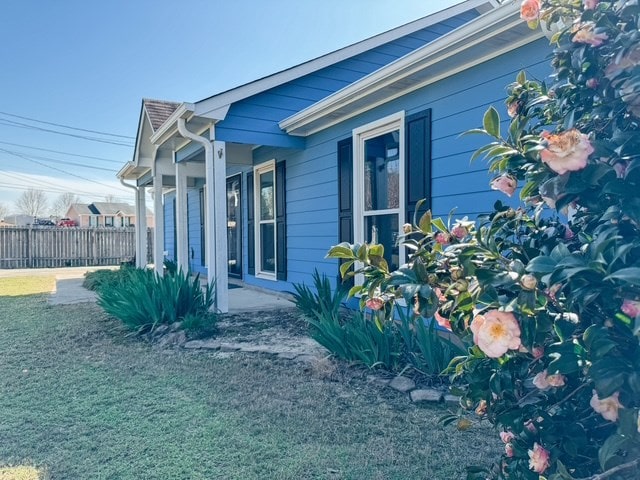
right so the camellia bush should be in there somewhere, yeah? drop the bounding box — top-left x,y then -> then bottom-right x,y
328,1 -> 640,478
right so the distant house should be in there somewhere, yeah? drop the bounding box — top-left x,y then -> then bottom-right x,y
118,0 -> 550,313
66,202 -> 154,228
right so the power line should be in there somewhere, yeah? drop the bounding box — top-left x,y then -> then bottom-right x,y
0,181 -> 132,202
0,149 -> 117,172
0,148 -> 132,194
0,110 -> 135,139
0,140 -> 123,164
0,172 -> 128,200
0,119 -> 134,147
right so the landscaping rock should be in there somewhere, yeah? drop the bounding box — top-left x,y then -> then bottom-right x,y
183,340 -> 205,349
410,389 -> 443,403
219,342 -> 243,352
389,376 -> 416,393
277,352 -> 299,360
157,331 -> 186,348
366,375 -> 390,387
169,321 -> 182,332
154,324 -> 170,336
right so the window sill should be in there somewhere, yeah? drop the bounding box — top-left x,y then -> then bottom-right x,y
255,272 -> 277,282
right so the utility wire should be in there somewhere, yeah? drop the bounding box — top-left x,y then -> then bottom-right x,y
0,110 -> 135,139
0,148 -> 131,193
0,181 -> 131,202
0,140 -> 123,164
0,149 -> 117,172
0,172 -> 127,200
0,119 -> 134,147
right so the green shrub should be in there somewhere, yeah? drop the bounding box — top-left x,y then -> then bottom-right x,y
83,267 -> 132,293
294,271 -> 458,372
396,307 -> 466,376
181,312 -> 218,339
96,267 -> 215,333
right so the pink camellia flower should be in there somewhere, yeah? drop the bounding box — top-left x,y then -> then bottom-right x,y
532,370 -> 565,390
470,310 -> 521,358
590,391 -> 622,422
524,420 -> 537,433
586,78 -> 599,89
540,129 -> 594,175
451,225 -> 467,239
584,0 -> 599,9
475,399 -> 487,416
505,443 -> 514,457
573,22 -> 608,47
622,299 -> 640,318
520,0 -> 541,22
532,346 -> 544,359
434,311 -> 452,331
613,161 -> 628,179
500,431 -> 515,444
491,175 -> 517,197
365,297 -> 385,311
435,232 -> 450,245
528,443 -> 551,474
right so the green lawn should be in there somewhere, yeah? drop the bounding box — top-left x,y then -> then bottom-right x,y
0,276 -> 500,479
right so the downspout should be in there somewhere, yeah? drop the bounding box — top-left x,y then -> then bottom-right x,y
176,118 -> 228,312
119,178 -> 147,268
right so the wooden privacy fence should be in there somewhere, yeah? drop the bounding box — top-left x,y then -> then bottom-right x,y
0,226 -> 153,269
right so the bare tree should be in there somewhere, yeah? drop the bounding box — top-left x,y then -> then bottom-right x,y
104,194 -> 117,203
15,188 -> 49,217
0,202 -> 8,221
51,192 -> 79,218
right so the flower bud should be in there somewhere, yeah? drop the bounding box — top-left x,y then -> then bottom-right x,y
402,223 -> 412,234
520,274 -> 538,290
456,279 -> 469,292
450,268 -> 463,280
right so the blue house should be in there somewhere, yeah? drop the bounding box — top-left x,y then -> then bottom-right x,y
118,0 -> 550,312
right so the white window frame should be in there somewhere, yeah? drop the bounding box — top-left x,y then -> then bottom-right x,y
353,111 -> 405,283
253,160 -> 277,280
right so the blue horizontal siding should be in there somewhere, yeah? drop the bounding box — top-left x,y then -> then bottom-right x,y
245,38 -> 553,295
215,9 -> 479,148
164,192 -> 176,262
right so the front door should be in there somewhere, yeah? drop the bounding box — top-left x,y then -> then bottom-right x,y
226,174 -> 242,278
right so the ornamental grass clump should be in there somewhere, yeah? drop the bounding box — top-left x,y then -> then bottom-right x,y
97,267 -> 214,334
329,1 -> 640,478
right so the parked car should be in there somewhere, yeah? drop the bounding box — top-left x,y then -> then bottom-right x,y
33,218 -> 55,226
57,218 -> 77,227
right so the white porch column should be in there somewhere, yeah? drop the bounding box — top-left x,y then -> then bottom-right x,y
153,175 -> 165,275
175,160 -> 189,273
177,119 -> 229,313
135,186 -> 148,268
211,138 -> 228,313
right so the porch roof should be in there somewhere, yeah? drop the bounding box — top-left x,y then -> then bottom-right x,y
279,1 -> 542,136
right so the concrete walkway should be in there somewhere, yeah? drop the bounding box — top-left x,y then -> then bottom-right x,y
0,266 -> 294,312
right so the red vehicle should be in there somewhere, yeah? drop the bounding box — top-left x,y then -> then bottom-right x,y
57,218 -> 77,227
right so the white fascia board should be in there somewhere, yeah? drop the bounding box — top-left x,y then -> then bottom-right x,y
279,2 -> 525,135
193,0 -> 495,115
116,162 -> 135,179
149,103 -> 193,146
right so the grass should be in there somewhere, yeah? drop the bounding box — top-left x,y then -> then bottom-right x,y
0,466 -> 44,480
0,276 -> 501,479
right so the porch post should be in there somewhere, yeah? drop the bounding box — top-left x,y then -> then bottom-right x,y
211,137 -> 228,313
175,159 -> 189,273
153,175 -> 165,275
135,186 -> 148,268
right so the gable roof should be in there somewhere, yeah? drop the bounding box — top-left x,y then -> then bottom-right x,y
144,99 -> 181,132
91,202 -> 136,216
147,0 -> 498,148
69,203 -> 94,215
280,1 -> 542,136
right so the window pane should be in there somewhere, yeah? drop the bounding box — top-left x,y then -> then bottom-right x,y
259,170 -> 274,221
364,130 -> 399,211
365,214 -> 399,271
260,223 -> 275,273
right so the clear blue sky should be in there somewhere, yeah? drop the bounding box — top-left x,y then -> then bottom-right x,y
0,0 -> 461,213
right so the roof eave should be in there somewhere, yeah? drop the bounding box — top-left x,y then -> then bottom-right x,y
193,0 -> 497,116
280,2 -> 541,136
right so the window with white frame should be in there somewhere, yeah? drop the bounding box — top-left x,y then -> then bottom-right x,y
254,160 -> 276,278
353,112 -> 405,272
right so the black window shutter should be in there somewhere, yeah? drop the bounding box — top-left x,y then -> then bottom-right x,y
246,171 -> 255,275
276,161 -> 287,281
337,137 -> 354,286
405,109 -> 432,225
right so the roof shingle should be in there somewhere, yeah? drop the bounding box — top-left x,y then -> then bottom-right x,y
143,99 -> 181,132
